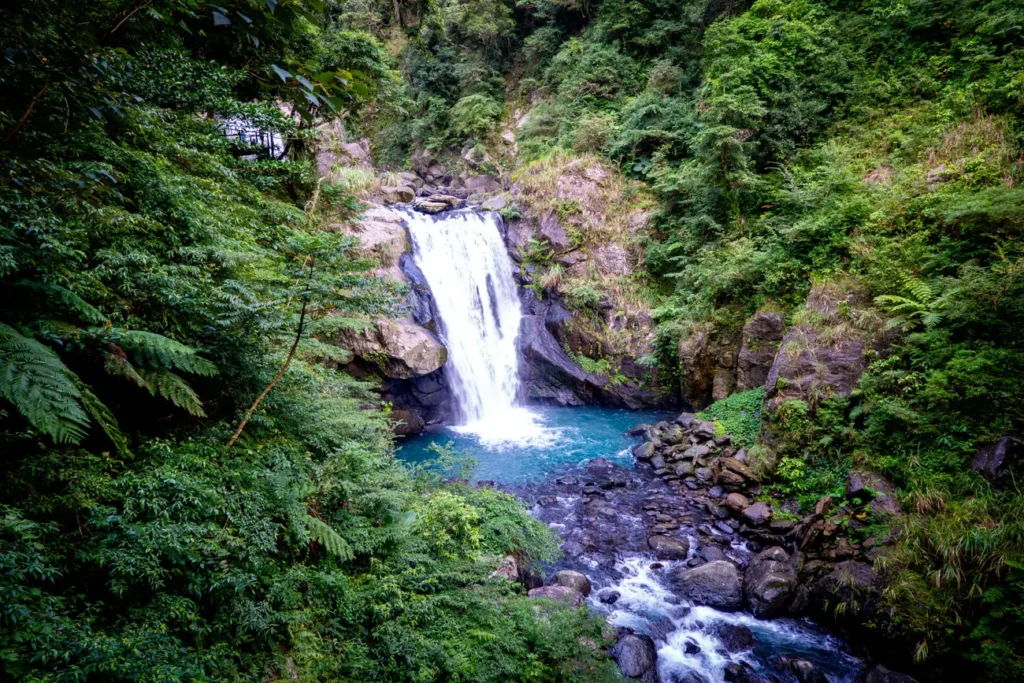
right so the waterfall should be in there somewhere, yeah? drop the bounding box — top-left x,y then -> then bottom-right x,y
402,208 -> 545,445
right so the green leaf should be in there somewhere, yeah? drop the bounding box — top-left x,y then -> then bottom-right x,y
212,11 -> 231,26
0,323 -> 90,444
271,64 -> 291,82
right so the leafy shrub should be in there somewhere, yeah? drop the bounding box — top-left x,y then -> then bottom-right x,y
697,387 -> 765,448
450,93 -> 503,138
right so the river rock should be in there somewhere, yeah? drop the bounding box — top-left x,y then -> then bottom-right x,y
610,632 -> 659,680
676,412 -> 696,428
846,469 -> 901,517
772,657 -> 828,683
464,174 -> 502,195
741,502 -> 773,527
649,535 -> 691,560
724,493 -> 750,513
634,442 -> 656,460
670,560 -> 743,611
744,547 -> 797,617
693,421 -> 716,440
551,570 -> 592,597
862,665 -> 919,683
714,623 -> 755,652
528,585 -> 584,607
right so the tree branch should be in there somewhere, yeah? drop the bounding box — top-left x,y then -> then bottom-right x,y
0,83 -> 50,149
110,0 -> 154,35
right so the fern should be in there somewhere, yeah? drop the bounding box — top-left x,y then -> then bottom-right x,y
13,281 -> 106,324
135,369 -> 207,417
306,517 -> 355,560
875,277 -> 947,331
73,377 -> 131,455
118,330 -> 218,376
0,323 -> 90,443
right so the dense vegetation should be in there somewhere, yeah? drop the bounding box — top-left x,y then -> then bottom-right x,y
4,0 -> 1024,680
0,2 -> 620,681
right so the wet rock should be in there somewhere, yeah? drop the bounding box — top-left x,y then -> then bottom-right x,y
862,664 -> 919,683
662,424 -> 686,445
698,545 -> 727,563
695,468 -> 714,484
670,560 -> 743,611
725,493 -> 750,513
538,495 -> 558,507
744,547 -> 797,618
634,442 -> 656,460
528,585 -> 584,607
714,623 -> 755,652
741,502 -> 773,527
551,570 -> 592,596
598,590 -> 620,605
724,662 -> 775,683
610,633 -> 659,680
649,535 -> 691,560
669,671 -> 709,683
683,445 -> 711,460
772,657 -> 827,683
518,315 -> 607,405
390,408 -> 425,437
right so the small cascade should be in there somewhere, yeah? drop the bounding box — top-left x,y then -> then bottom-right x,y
402,208 -> 545,445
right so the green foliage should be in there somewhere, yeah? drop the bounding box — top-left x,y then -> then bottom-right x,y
450,94 -> 504,139
697,386 -> 765,448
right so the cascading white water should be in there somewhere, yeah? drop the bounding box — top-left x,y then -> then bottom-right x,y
403,208 -> 547,446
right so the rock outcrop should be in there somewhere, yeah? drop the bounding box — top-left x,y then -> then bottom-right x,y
736,310 -> 785,392
744,547 -> 798,617
764,280 -> 888,412
610,632 -> 659,682
339,316 -> 447,381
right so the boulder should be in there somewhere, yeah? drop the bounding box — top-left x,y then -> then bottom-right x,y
971,436 -> 1023,485
464,174 -> 502,195
693,421 -> 716,440
413,199 -> 449,214
741,503 -> 773,527
480,194 -> 507,211
610,633 -> 659,680
714,623 -> 755,652
736,310 -> 785,392
772,657 -> 828,683
634,442 -> 656,460
528,585 -> 584,608
336,204 -> 410,280
744,547 -> 797,618
339,317 -> 447,380
648,535 -> 691,560
846,470 -> 901,517
670,561 -> 743,611
676,412 -> 696,429
551,570 -> 592,597
724,493 -> 750,513
396,171 -> 423,189
812,560 -> 880,615
380,185 -> 415,204
390,408 -> 425,437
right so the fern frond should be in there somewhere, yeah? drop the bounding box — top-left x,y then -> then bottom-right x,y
0,323 -> 90,443
14,281 -> 106,324
136,368 -> 207,417
73,377 -> 131,455
306,517 -> 354,560
904,277 -> 935,304
119,331 -> 218,376
103,352 -> 150,389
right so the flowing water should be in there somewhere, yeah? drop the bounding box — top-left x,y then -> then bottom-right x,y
397,207 -> 864,683
402,208 -> 544,445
